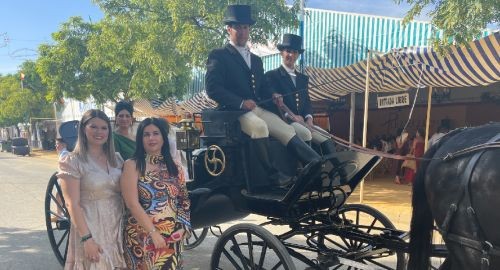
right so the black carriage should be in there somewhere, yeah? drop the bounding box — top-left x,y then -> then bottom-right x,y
45,110 -> 448,269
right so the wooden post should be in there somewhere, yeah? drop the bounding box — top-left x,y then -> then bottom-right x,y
424,86 -> 433,151
360,50 -> 371,203
349,92 -> 355,143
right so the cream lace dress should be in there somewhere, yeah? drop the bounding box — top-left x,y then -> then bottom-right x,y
57,152 -> 126,270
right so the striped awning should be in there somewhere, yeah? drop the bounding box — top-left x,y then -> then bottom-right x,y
306,32 -> 500,100
134,98 -> 184,117
178,91 -> 217,113
132,91 -> 217,116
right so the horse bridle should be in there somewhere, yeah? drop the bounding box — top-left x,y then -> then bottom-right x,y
438,132 -> 500,270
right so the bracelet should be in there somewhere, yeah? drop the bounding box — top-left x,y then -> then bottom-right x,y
80,233 -> 92,243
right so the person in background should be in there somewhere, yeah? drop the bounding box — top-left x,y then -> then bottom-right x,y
55,138 -> 69,158
394,129 -> 410,184
114,101 -> 135,160
428,125 -> 449,148
121,117 -> 190,270
57,109 -> 126,269
54,137 -> 69,221
403,128 -> 425,184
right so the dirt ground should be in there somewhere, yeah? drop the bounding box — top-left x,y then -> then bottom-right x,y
347,175 -> 413,231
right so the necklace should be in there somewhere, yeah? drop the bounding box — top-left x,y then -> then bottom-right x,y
146,154 -> 164,165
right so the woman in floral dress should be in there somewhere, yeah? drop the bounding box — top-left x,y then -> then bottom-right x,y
121,117 -> 190,270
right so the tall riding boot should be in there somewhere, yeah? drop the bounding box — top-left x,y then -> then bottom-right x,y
252,138 -> 292,187
319,140 -> 337,156
286,136 -> 321,167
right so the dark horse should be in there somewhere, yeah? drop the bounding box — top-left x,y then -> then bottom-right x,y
408,122 -> 500,270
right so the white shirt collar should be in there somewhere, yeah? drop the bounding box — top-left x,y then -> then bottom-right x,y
229,41 -> 250,53
281,63 -> 296,75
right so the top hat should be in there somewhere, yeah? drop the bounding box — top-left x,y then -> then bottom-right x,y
277,34 -> 304,54
223,5 -> 256,25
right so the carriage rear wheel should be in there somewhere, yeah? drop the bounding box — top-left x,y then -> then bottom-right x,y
44,173 -> 70,266
210,223 -> 296,270
184,227 -> 209,250
314,204 -> 405,270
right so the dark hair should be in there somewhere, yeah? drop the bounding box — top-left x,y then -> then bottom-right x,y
115,100 -> 134,117
134,117 -> 178,177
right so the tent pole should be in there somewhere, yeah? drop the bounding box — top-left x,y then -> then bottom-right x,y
298,0 -> 305,72
349,92 -> 355,143
360,50 -> 371,203
424,86 -> 433,151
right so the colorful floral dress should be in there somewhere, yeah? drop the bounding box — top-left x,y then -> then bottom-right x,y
123,155 -> 191,270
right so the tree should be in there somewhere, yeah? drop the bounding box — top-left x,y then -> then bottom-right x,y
397,0 -> 499,51
36,17 -> 96,102
93,0 -> 299,66
37,1 -> 299,103
83,16 -> 191,101
0,63 -> 53,127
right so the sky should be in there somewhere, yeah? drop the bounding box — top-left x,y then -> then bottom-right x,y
0,0 -> 430,75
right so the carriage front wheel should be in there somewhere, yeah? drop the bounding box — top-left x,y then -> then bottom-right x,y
210,223 -> 296,270
44,173 -> 71,266
314,204 -> 406,270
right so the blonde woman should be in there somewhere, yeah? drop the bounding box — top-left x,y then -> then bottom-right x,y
57,109 -> 126,269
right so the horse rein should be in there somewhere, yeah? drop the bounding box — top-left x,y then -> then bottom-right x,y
438,133 -> 500,270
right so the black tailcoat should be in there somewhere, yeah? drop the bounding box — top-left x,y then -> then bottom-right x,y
265,66 -> 312,118
205,44 -> 273,110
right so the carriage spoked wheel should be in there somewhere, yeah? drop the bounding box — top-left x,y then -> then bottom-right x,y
313,204 -> 405,270
183,227 -> 209,250
44,173 -> 70,266
210,223 -> 296,270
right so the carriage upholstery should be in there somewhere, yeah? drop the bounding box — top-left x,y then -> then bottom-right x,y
201,109 -> 246,147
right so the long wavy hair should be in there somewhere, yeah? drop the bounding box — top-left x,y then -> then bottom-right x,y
73,109 -> 117,167
133,117 -> 178,177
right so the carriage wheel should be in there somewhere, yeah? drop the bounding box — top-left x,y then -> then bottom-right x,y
184,227 -> 209,250
210,223 -> 296,270
315,204 -> 405,270
44,173 -> 71,266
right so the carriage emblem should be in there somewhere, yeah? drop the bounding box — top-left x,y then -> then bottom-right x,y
204,145 -> 226,176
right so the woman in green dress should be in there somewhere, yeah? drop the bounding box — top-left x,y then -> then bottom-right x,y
114,101 -> 136,160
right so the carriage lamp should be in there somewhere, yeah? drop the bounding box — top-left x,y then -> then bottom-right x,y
176,116 -> 200,179
176,118 -> 200,151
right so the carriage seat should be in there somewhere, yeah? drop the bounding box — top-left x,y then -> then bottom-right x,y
242,159 -> 332,217
241,152 -> 380,218
201,109 -> 247,147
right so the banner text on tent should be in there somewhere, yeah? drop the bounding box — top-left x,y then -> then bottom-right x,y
377,93 -> 410,109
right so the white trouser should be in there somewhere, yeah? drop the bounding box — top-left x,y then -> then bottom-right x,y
290,122 -> 330,144
238,106 -> 296,145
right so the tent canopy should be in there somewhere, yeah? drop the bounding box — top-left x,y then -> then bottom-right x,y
133,32 -> 499,115
306,32 -> 499,100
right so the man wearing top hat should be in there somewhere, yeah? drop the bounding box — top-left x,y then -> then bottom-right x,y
265,33 -> 337,156
205,5 -> 321,187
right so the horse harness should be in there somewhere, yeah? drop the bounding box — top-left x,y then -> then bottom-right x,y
438,133 -> 500,270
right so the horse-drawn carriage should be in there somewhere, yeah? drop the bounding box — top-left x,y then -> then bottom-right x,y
45,110 -> 459,269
